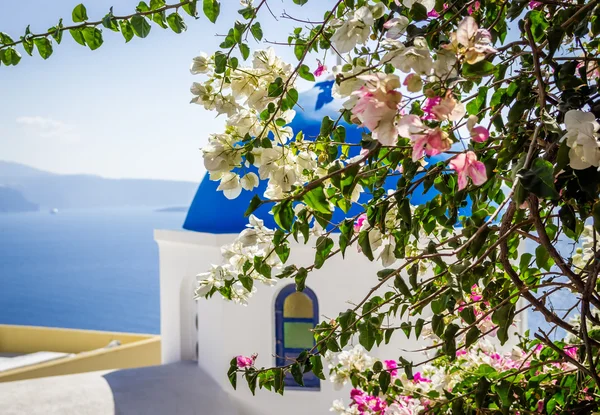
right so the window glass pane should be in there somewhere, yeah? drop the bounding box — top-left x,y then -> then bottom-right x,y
283,322 -> 314,349
283,292 -> 313,318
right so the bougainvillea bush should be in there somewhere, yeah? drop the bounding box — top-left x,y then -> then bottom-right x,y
5,0 -> 600,413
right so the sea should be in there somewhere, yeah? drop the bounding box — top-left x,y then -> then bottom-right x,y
0,208 -> 186,334
0,208 -> 572,337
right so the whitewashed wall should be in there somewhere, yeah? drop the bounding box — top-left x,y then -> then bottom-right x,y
155,229 -> 527,415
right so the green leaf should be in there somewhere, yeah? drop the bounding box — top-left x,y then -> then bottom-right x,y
495,380 -> 512,407
69,29 -> 86,46
379,370 -> 391,393
182,0 -> 198,17
303,187 -> 330,214
239,43 -> 250,60
250,22 -> 263,40
465,326 -> 480,348
203,0 -> 221,23
214,51 -> 227,73
273,200 -> 293,230
518,159 -> 559,200
293,0 -> 308,4
152,11 -> 168,29
535,244 -> 553,271
48,20 -> 64,43
463,61 -> 496,78
339,219 -> 353,257
593,202 -> 600,234
150,0 -> 166,9
529,10 -> 548,42
394,275 -> 412,298
33,38 -> 53,59
359,323 -> 376,351
475,377 -> 491,408
314,236 -> 334,269
72,4 -> 88,23
119,20 -> 134,42
22,38 -> 34,56
239,275 -> 253,292
102,14 -> 119,32
131,15 -> 152,38
410,2 -> 428,21
291,363 -> 304,386
295,268 -> 307,291
246,370 -> 258,395
227,357 -> 238,389
310,355 -> 324,380
298,64 -> 315,81
414,318 -> 424,339
358,231 -> 374,261
82,27 -> 103,50
136,1 -> 150,12
244,195 -> 262,217
0,32 -> 14,45
167,13 -> 187,33
268,77 -> 284,97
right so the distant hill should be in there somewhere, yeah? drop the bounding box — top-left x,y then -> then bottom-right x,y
0,186 -> 39,213
0,161 -> 198,210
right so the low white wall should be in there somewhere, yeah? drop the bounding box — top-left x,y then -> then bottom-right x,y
155,229 -> 527,415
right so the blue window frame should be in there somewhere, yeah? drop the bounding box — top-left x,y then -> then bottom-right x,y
275,284 -> 320,390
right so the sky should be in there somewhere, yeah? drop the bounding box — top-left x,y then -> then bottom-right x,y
0,0 -> 335,182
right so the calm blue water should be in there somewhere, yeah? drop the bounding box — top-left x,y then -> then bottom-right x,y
0,208 -> 186,334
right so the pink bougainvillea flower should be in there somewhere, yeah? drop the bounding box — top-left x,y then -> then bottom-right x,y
314,60 -> 327,77
351,74 -> 402,146
354,213 -> 368,232
471,126 -> 489,142
427,9 -> 440,18
467,1 -> 480,15
236,355 -> 255,368
384,360 -> 398,377
445,17 -> 497,64
408,123 -> 452,161
432,94 -> 466,121
529,1 -> 542,8
422,96 -> 441,120
467,115 -> 489,142
449,151 -> 487,190
413,372 -> 432,383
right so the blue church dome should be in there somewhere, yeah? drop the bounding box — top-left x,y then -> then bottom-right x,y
183,81 -> 444,234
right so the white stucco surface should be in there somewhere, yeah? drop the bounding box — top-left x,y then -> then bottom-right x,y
155,229 -> 527,415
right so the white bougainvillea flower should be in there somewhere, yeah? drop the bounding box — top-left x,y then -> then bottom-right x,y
216,172 -> 243,199
431,93 -> 466,121
190,52 -> 211,74
383,16 -> 409,39
403,73 -> 423,92
445,16 -> 497,64
240,172 -> 259,191
331,6 -> 374,54
562,110 -> 600,170
351,73 -> 402,146
432,48 -> 458,78
384,37 -> 433,75
397,0 -> 436,12
450,151 -> 487,190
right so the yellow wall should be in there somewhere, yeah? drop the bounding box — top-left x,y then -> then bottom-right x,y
0,325 -> 161,383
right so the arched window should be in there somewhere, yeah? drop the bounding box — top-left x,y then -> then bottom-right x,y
275,284 -> 320,389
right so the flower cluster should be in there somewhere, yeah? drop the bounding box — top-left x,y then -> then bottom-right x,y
195,215 -> 280,304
